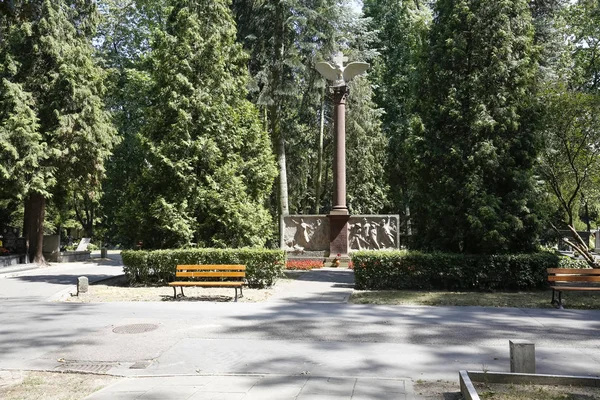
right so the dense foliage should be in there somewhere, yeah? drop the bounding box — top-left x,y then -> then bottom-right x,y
352,251 -> 576,291
0,0 -> 117,262
121,248 -> 285,287
2,0 -> 600,257
412,0 -> 541,254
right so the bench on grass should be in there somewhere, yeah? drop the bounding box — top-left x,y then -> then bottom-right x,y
169,264 -> 246,301
547,268 -> 600,308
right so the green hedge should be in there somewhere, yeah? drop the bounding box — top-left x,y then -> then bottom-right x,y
121,248 -> 285,288
352,251 -> 570,291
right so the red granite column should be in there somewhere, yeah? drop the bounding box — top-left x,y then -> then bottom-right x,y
328,85 -> 350,259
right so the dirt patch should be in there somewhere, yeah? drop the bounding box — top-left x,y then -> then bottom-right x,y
413,380 -> 600,399
0,371 -> 117,400
62,275 -> 296,303
475,381 -> 600,399
414,379 -> 462,399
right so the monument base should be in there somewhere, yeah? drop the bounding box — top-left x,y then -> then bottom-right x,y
328,213 -> 350,257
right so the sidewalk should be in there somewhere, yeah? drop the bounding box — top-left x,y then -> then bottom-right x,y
86,374 -> 412,400
3,260 -> 600,399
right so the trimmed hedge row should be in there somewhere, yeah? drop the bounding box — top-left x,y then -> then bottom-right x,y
121,248 -> 285,288
351,251 -> 585,291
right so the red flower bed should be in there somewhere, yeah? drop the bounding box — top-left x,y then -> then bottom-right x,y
286,259 -> 324,270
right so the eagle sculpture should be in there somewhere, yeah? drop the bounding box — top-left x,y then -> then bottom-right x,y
315,52 -> 369,87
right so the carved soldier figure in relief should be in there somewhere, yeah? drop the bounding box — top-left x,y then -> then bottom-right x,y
378,217 -> 396,248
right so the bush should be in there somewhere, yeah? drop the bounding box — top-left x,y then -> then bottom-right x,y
557,256 -> 589,269
121,248 -> 285,288
352,251 -> 562,291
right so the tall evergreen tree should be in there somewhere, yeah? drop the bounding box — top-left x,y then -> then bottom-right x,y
414,0 -> 541,254
0,0 -> 117,263
363,0 -> 431,232
133,0 -> 277,248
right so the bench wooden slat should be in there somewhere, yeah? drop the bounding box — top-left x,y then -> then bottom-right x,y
175,272 -> 246,278
547,268 -> 600,274
548,276 -> 600,282
550,286 -> 600,292
170,264 -> 247,301
169,281 -> 244,287
176,265 -> 246,271
547,267 -> 600,308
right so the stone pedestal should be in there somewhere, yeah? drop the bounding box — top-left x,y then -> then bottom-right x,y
328,213 -> 350,258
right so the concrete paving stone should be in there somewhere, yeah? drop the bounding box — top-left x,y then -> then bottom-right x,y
244,384 -> 304,398
196,375 -> 261,392
300,377 -> 357,396
136,385 -> 198,399
188,392 -> 245,400
155,375 -> 214,387
351,394 -> 407,400
97,377 -> 169,392
352,378 -> 406,395
297,395 -> 355,400
85,391 -> 145,400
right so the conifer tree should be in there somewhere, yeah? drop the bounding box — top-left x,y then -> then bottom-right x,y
364,0 -> 431,233
136,0 -> 277,248
414,0 -> 541,254
0,0 -> 116,263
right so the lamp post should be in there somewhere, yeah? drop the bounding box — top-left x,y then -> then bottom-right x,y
315,52 -> 368,260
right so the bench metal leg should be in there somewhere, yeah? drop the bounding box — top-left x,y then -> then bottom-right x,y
551,289 -> 557,307
181,287 -> 185,298
558,290 -> 563,309
240,286 -> 243,298
234,288 -> 238,302
173,286 -> 177,300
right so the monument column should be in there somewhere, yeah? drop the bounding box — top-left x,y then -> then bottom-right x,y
331,85 -> 349,215
328,85 -> 350,259
314,52 -> 369,262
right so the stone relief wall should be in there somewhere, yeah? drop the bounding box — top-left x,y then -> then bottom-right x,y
283,216 -> 330,252
283,215 -> 400,252
348,215 -> 399,251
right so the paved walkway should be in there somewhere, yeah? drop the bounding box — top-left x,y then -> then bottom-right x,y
2,256 -> 600,399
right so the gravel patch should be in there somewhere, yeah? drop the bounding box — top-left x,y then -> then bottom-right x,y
63,275 -> 296,303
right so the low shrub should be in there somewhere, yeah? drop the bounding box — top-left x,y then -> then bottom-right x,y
352,251 -> 562,291
121,248 -> 285,288
557,256 -> 590,269
286,259 -> 324,270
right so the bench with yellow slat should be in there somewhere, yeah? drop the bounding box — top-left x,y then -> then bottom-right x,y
547,268 -> 600,308
169,264 -> 246,301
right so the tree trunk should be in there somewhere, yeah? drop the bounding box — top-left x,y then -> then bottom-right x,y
25,193 -> 46,265
274,113 -> 289,248
314,92 -> 325,214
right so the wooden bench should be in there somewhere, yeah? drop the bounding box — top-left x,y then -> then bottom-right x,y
169,265 -> 246,301
547,268 -> 600,308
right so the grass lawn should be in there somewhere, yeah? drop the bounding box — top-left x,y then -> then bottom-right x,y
0,371 -> 117,400
350,290 -> 600,309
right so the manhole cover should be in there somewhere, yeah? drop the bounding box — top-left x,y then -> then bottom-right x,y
113,323 -> 158,334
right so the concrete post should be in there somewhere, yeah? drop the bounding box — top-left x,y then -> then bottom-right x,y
510,340 -> 535,373
77,276 -> 89,296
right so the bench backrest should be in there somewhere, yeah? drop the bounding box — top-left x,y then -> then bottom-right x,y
547,268 -> 600,284
175,264 -> 246,280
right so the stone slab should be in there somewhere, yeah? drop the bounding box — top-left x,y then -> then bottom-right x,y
282,214 -> 400,253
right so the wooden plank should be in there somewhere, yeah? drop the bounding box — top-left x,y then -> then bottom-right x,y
169,282 -> 244,287
176,265 -> 246,271
175,272 -> 246,278
550,286 -> 600,292
547,268 -> 600,274
548,276 -> 600,282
